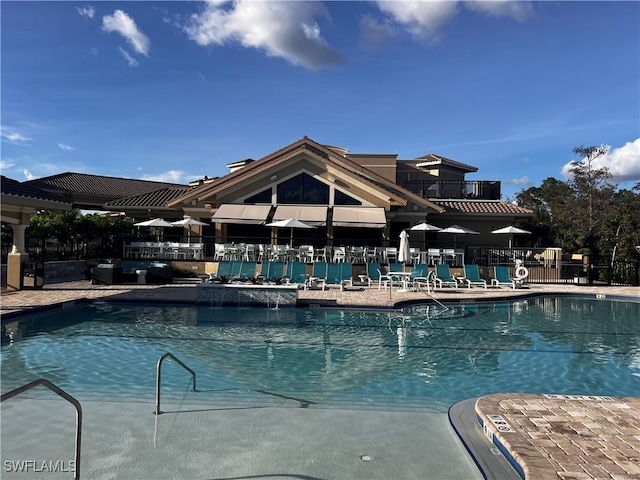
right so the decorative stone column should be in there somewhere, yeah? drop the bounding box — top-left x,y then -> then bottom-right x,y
6,224 -> 28,291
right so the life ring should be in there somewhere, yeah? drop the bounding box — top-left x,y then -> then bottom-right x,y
515,265 -> 529,280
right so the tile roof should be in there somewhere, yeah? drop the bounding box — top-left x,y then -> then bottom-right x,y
104,186 -> 194,208
434,200 -> 534,216
24,172 -> 185,199
1,176 -> 73,205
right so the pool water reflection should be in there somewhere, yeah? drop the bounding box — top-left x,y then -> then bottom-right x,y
1,296 -> 638,411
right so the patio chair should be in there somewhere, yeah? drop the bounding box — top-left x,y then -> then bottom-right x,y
284,261 -> 308,287
209,260 -> 232,281
462,264 -> 487,289
433,264 -> 458,288
325,262 -> 353,291
376,265 -> 394,290
233,261 -> 257,282
491,266 -> 516,289
366,262 -> 383,287
259,261 -> 285,283
307,261 -> 328,290
332,247 -> 347,263
409,263 -> 430,291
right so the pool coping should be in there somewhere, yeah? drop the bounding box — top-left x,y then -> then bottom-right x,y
2,281 -> 639,480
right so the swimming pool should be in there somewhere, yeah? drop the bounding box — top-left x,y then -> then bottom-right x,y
2,296 -> 638,412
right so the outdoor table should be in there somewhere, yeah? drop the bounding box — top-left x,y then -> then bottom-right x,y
392,271 -> 414,292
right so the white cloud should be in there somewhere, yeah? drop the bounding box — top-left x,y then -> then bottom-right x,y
372,1 -> 534,40
118,47 -> 139,67
23,169 -> 37,181
102,10 -> 150,56
57,143 -> 76,151
76,5 -> 95,19
141,170 -> 186,183
184,1 -> 343,69
464,1 -> 533,22
359,14 -> 396,51
1,127 -> 31,145
1,160 -> 16,170
503,176 -> 532,187
561,138 -> 640,184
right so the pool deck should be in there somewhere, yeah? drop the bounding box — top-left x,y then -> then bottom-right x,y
2,279 -> 639,479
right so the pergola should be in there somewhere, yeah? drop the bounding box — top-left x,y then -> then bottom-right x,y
1,176 -> 73,290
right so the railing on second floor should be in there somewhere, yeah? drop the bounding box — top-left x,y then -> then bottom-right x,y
402,180 -> 501,200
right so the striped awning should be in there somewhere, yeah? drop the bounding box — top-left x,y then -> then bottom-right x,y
211,204 -> 272,224
332,206 -> 387,228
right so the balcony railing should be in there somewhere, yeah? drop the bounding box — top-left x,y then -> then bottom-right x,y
401,180 -> 501,200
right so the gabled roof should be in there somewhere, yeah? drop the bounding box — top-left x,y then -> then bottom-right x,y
1,176 -> 73,205
415,154 -> 478,173
24,172 -> 185,199
168,136 -> 444,213
105,186 -> 194,208
434,200 -> 534,216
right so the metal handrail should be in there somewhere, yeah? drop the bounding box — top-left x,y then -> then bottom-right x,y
1,379 -> 82,480
155,352 -> 197,415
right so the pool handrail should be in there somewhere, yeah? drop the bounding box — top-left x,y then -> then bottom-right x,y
155,352 -> 197,415
1,378 -> 82,480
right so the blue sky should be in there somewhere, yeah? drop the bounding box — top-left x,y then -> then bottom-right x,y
1,1 -> 639,200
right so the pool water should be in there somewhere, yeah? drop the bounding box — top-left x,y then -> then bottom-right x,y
2,297 -> 638,412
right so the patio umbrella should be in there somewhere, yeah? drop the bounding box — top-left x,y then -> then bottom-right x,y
265,218 -> 314,246
410,222 -> 442,250
134,218 -> 174,228
491,226 -> 531,249
439,224 -> 480,247
398,230 -> 410,264
134,217 -> 173,240
171,217 -> 207,243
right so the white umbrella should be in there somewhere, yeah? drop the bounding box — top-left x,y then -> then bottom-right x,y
439,224 -> 480,247
134,218 -> 174,241
265,218 -> 314,245
398,230 -> 410,263
171,217 -> 207,243
410,222 -> 442,250
491,226 -> 531,249
134,218 -> 174,227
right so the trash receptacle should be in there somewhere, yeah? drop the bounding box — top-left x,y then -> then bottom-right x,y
23,261 -> 45,289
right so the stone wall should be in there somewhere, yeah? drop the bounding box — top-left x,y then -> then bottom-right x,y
197,283 -> 299,307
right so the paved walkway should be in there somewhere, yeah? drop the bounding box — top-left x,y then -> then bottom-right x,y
2,279 -> 639,479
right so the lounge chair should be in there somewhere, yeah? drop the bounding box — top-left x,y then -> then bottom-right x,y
366,262 -> 383,287
259,261 -> 285,283
233,261 -> 257,282
491,266 -> 516,289
209,261 -> 232,281
307,261 -> 328,290
433,264 -> 458,288
410,263 -> 430,291
325,262 -> 352,290
284,261 -> 308,287
462,264 -> 487,289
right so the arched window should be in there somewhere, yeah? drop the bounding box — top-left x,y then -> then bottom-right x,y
277,173 -> 329,204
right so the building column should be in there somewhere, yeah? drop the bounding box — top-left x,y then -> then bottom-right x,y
6,224 -> 28,291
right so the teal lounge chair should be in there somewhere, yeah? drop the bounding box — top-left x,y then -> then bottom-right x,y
410,263 -> 430,291
366,262 -> 383,287
491,266 -> 516,289
325,262 -> 352,290
462,264 -> 487,289
284,261 -> 308,286
260,261 -> 285,282
234,261 -> 257,282
433,264 -> 458,288
308,261 -> 328,290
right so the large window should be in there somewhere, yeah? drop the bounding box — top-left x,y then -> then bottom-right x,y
334,189 -> 362,205
244,188 -> 272,204
277,173 -> 329,204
